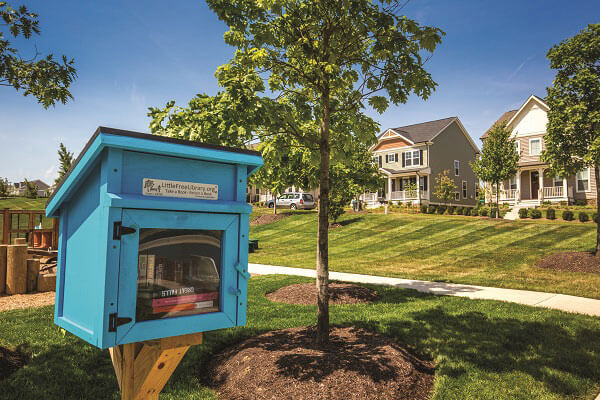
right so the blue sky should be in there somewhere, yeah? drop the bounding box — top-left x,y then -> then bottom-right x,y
1,0 -> 598,183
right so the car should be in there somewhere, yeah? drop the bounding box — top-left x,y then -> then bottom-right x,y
267,192 -> 316,210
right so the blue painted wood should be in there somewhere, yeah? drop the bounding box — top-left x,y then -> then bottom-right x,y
47,127 -> 262,349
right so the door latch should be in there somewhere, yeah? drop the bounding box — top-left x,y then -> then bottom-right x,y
113,222 -> 136,240
108,313 -> 132,332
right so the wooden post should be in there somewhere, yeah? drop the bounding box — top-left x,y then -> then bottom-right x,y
0,244 -> 7,294
2,209 -> 10,245
26,259 -> 40,292
109,332 -> 203,400
6,244 -> 27,294
14,237 -> 27,245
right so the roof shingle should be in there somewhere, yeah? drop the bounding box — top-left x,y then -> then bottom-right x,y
481,110 -> 518,139
381,117 -> 457,144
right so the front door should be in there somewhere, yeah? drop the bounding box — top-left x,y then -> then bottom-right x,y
531,171 -> 539,199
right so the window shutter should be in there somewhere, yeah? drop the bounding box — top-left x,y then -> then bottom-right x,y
419,150 -> 423,165
378,156 -> 382,167
402,153 -> 406,167
395,153 -> 399,162
391,179 -> 395,192
399,179 -> 403,191
423,176 -> 428,191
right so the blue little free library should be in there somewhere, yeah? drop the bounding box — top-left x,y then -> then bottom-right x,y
46,127 -> 263,349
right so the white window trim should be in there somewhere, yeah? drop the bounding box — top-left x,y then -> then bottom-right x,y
462,181 -> 467,199
454,160 -> 460,176
576,168 -> 591,193
515,140 -> 520,155
454,192 -> 460,201
404,150 -> 420,167
529,138 -> 542,156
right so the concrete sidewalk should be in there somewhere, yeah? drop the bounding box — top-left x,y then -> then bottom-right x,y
248,263 -> 600,318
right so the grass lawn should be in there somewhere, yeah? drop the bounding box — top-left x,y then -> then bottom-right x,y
249,211 -> 600,299
0,275 -> 599,399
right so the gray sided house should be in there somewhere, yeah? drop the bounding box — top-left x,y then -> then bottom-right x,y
362,117 -> 480,207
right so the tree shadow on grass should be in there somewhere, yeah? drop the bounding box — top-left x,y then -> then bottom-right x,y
350,307 -> 600,398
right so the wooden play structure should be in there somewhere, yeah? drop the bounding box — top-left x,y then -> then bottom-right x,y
1,208 -> 59,249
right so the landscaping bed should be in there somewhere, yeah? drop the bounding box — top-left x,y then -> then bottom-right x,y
208,325 -> 434,400
535,251 -> 600,274
250,213 -> 290,226
0,346 -> 29,381
266,282 -> 378,305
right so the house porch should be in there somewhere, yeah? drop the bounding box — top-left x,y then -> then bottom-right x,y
362,173 -> 430,207
495,166 -> 573,205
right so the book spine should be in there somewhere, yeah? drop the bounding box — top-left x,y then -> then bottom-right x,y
153,300 -> 214,314
152,292 -> 218,307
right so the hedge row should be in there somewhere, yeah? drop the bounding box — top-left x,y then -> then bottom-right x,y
420,205 -> 505,217
518,207 -> 598,222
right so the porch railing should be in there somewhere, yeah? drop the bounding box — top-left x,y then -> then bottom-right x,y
500,189 -> 517,200
390,190 -> 426,201
362,193 -> 378,203
543,186 -> 564,198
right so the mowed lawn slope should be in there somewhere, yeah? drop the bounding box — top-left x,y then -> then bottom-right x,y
1,275 -> 600,400
249,212 -> 600,299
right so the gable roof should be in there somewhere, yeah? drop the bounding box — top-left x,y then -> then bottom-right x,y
378,117 -> 457,144
481,95 -> 549,139
46,127 -> 263,217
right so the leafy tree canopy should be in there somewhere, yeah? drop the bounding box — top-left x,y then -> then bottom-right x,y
55,142 -> 73,185
543,23 -> 600,177
0,2 -> 76,107
433,169 -> 457,205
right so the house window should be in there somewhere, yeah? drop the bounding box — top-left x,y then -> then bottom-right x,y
553,176 -> 562,187
386,153 -> 398,163
529,138 -> 542,156
577,169 -> 590,192
454,160 -> 460,176
419,176 -> 428,191
454,192 -> 460,201
403,150 -> 421,167
515,140 -> 520,155
475,182 -> 480,198
255,188 -> 260,194
510,176 -> 518,190
462,181 -> 467,198
372,155 -> 382,168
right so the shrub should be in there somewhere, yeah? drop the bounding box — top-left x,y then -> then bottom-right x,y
530,209 -> 542,219
546,207 -> 556,220
428,205 -> 437,214
519,208 -> 529,219
593,212 -> 599,223
447,206 -> 456,215
436,205 -> 446,214
562,210 -> 574,221
574,199 -> 587,206
578,211 -> 589,222
464,207 -> 471,216
420,204 -> 428,214
479,207 -> 489,217
456,206 -> 464,215
489,208 -> 497,218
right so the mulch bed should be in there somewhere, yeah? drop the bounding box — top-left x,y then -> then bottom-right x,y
250,213 -> 290,226
0,346 -> 29,381
0,291 -> 56,312
207,326 -> 435,400
266,283 -> 379,305
535,251 -> 600,274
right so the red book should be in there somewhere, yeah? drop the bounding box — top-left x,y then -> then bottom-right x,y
151,292 -> 218,308
153,300 -> 215,314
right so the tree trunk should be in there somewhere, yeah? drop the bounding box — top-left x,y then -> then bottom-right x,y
316,91 -> 331,347
496,182 -> 500,218
273,194 -> 277,215
592,165 -> 600,257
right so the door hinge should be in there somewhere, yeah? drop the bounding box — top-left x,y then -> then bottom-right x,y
108,313 -> 132,332
113,221 -> 136,240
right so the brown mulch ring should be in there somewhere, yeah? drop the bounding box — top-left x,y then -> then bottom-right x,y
250,213 -> 290,226
535,251 -> 600,274
0,345 -> 29,381
208,326 -> 435,400
0,291 -> 55,312
266,283 -> 379,305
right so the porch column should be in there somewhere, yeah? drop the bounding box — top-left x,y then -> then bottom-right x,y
516,170 -> 521,201
563,176 -> 568,201
539,167 -> 544,202
387,176 -> 392,201
416,173 -> 421,205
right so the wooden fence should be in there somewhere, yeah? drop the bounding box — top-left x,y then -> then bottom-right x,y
1,208 -> 59,249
